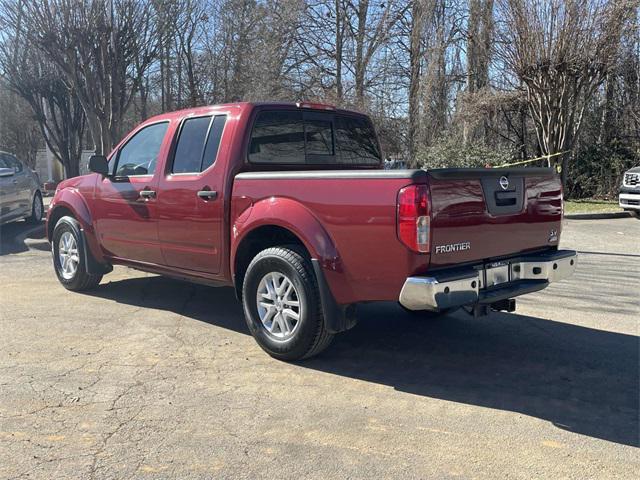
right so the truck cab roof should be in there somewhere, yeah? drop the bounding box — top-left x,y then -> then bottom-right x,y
142,102 -> 367,125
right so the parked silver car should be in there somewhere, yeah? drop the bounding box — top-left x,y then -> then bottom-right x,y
0,151 -> 44,225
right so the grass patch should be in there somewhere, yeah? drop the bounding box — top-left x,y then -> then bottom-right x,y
564,199 -> 620,214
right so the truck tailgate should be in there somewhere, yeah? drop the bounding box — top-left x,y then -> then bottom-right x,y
427,168 -> 563,269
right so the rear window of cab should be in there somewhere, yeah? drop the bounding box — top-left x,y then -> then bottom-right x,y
248,110 -> 381,166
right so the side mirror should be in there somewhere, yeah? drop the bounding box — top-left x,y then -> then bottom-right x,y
0,167 -> 15,178
88,155 -> 109,176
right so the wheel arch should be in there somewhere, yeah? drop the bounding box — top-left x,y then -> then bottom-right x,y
232,224 -> 311,298
47,190 -> 107,268
231,197 -> 341,296
231,198 -> 355,334
47,204 -> 76,242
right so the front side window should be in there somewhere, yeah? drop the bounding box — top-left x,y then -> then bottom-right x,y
115,122 -> 169,177
172,115 -> 227,174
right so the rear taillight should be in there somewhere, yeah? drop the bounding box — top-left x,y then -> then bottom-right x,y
397,184 -> 430,253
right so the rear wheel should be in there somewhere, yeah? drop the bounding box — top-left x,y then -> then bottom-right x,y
52,216 -> 102,291
25,191 -> 43,223
242,247 -> 333,360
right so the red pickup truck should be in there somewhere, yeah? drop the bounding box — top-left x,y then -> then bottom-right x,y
47,102 -> 577,360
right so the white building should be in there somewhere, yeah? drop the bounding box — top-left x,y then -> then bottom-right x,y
34,149 -> 95,186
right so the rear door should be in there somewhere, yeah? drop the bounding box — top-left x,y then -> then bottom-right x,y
157,113 -> 228,273
427,168 -> 563,269
93,121 -> 171,264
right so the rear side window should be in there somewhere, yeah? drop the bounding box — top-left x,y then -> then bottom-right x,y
172,115 -> 227,173
2,154 -> 23,172
248,110 -> 380,165
202,116 -> 226,171
249,111 -> 305,164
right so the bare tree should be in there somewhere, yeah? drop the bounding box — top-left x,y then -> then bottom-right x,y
0,82 -> 41,167
407,0 -> 426,165
0,0 -> 637,197
0,3 -> 86,177
497,0 -> 634,183
463,0 -> 494,143
3,0 -> 160,154
347,0 -> 408,107
466,0 -> 493,93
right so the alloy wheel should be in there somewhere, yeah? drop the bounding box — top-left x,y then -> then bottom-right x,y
256,272 -> 302,340
58,231 -> 79,280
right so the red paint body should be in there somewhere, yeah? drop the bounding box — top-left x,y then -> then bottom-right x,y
47,102 -> 563,305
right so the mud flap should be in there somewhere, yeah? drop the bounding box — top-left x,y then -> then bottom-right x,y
311,259 -> 357,334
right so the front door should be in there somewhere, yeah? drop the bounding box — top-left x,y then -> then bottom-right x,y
157,114 -> 228,274
93,121 -> 172,265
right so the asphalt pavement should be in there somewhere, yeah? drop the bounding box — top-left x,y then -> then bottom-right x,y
0,217 -> 638,479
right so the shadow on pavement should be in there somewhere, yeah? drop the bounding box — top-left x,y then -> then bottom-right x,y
85,275 -> 639,448
0,221 -> 46,255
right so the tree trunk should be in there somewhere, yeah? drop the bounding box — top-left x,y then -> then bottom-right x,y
335,0 -> 343,102
354,0 -> 369,107
408,0 -> 424,167
598,72 -> 616,145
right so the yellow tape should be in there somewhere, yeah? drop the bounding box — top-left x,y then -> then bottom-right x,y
494,151 -> 569,168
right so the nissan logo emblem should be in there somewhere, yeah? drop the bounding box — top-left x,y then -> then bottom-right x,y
499,176 -> 509,190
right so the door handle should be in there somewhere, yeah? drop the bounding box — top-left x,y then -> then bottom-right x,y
197,190 -> 217,201
139,189 -> 156,200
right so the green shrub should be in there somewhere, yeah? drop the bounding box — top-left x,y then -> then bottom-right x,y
566,144 -> 639,199
415,139 -> 517,169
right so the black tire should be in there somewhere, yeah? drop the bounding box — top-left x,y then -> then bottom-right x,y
25,191 -> 44,224
242,247 -> 333,361
400,304 -> 458,319
52,216 -> 102,291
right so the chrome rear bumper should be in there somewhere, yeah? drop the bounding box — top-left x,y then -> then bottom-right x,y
399,250 -> 577,311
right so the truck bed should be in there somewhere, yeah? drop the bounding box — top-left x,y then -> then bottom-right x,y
232,167 -> 563,304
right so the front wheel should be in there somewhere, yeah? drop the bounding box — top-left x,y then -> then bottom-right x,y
242,247 -> 333,360
52,216 -> 102,291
